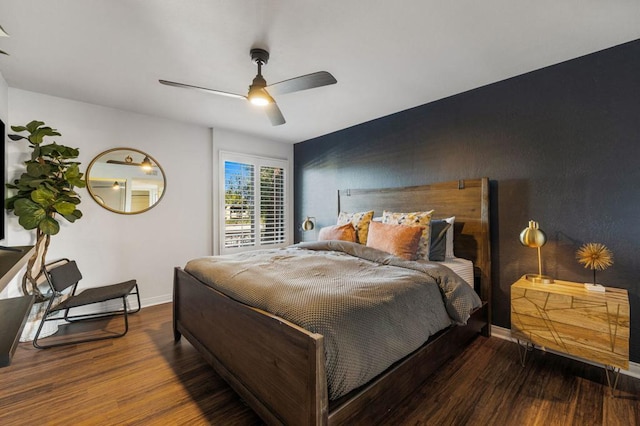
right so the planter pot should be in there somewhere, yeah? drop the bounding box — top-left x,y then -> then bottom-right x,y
19,301 -> 59,342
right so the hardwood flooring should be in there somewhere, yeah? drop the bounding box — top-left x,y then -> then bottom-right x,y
1,303 -> 638,425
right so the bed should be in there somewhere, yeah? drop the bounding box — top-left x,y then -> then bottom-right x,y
173,177 -> 491,425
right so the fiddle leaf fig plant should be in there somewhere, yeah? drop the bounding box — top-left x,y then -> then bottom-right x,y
5,120 -> 85,301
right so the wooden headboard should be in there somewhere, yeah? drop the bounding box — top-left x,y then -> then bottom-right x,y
338,178 -> 491,306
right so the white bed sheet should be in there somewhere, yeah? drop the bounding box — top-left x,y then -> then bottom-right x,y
439,256 -> 474,288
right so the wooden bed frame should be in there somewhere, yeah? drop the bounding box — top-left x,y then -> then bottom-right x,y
173,177 -> 491,425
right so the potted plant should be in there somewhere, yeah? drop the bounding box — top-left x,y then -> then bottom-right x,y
5,120 -> 85,302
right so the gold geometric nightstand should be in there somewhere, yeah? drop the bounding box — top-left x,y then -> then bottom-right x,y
511,276 -> 629,390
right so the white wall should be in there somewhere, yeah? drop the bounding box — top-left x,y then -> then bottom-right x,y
2,89 -> 212,306
212,128 -> 294,255
0,89 -> 292,304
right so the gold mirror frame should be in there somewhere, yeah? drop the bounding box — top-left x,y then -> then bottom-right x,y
86,148 -> 166,215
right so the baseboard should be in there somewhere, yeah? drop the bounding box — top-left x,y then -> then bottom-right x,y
100,293 -> 172,313
20,294 -> 174,342
141,294 -> 173,308
491,325 -> 640,380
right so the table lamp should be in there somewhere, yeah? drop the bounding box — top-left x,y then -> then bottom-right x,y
519,220 -> 553,283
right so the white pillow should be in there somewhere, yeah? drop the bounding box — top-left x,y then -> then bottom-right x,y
444,216 -> 455,258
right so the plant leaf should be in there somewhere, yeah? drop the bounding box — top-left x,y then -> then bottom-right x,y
31,187 -> 56,207
63,209 -> 82,222
29,127 -> 61,145
39,217 -> 60,235
17,174 -> 45,188
53,201 -> 75,215
14,198 -> 47,230
4,195 -> 18,210
40,143 -> 79,159
64,163 -> 86,187
25,120 -> 45,133
26,162 -> 51,177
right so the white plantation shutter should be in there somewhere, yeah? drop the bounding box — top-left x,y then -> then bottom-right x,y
220,152 -> 289,254
260,165 -> 285,245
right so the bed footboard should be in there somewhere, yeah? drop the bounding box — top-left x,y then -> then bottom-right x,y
173,267 -> 328,425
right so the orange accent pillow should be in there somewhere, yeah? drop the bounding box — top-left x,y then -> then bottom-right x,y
318,223 -> 357,242
366,221 -> 424,260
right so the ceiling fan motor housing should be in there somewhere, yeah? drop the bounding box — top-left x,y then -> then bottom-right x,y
250,48 -> 270,66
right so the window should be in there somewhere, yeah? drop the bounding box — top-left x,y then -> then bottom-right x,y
220,152 -> 289,253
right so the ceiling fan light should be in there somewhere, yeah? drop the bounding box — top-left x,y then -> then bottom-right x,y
248,86 -> 272,106
250,96 -> 270,106
247,71 -> 273,106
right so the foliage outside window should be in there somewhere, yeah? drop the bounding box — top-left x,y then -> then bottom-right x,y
221,152 -> 288,253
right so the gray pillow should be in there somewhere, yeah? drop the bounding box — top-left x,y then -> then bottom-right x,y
429,220 -> 451,261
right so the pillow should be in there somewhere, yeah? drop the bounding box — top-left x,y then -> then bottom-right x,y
429,220 -> 452,261
366,221 -> 424,260
382,210 -> 434,260
318,223 -> 356,242
444,216 -> 455,258
337,210 -> 374,244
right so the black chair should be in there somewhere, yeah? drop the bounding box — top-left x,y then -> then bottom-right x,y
33,258 -> 140,349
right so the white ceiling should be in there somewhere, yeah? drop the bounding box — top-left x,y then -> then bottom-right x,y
0,1 -> 639,143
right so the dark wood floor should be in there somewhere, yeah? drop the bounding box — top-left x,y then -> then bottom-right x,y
1,303 -> 638,425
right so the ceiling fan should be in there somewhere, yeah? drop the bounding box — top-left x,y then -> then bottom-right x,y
159,48 -> 337,126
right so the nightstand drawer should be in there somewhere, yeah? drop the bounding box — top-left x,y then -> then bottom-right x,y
511,277 -> 629,370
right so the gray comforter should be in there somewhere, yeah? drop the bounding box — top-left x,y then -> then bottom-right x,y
184,240 -> 482,400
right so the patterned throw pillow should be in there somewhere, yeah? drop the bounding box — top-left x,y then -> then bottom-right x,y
382,210 -> 434,260
337,210 -> 374,244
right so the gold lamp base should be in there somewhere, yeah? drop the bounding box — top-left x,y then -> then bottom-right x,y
525,274 -> 554,284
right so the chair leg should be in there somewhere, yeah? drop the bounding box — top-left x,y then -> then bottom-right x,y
33,295 -> 133,349
122,295 -> 129,335
128,284 -> 141,314
33,297 -> 57,349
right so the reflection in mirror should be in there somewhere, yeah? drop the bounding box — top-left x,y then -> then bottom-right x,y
86,148 -> 166,214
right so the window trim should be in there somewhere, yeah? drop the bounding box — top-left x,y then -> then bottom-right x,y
219,151 -> 291,255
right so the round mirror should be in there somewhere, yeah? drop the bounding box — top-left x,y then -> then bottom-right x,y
86,148 -> 166,214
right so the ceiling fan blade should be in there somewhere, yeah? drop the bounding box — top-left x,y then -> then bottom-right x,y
159,79 -> 246,100
265,102 -> 286,126
266,71 -> 337,97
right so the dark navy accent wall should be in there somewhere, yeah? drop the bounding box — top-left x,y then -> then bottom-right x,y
294,40 -> 640,362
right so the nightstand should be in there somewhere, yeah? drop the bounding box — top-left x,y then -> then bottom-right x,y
511,276 -> 629,389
